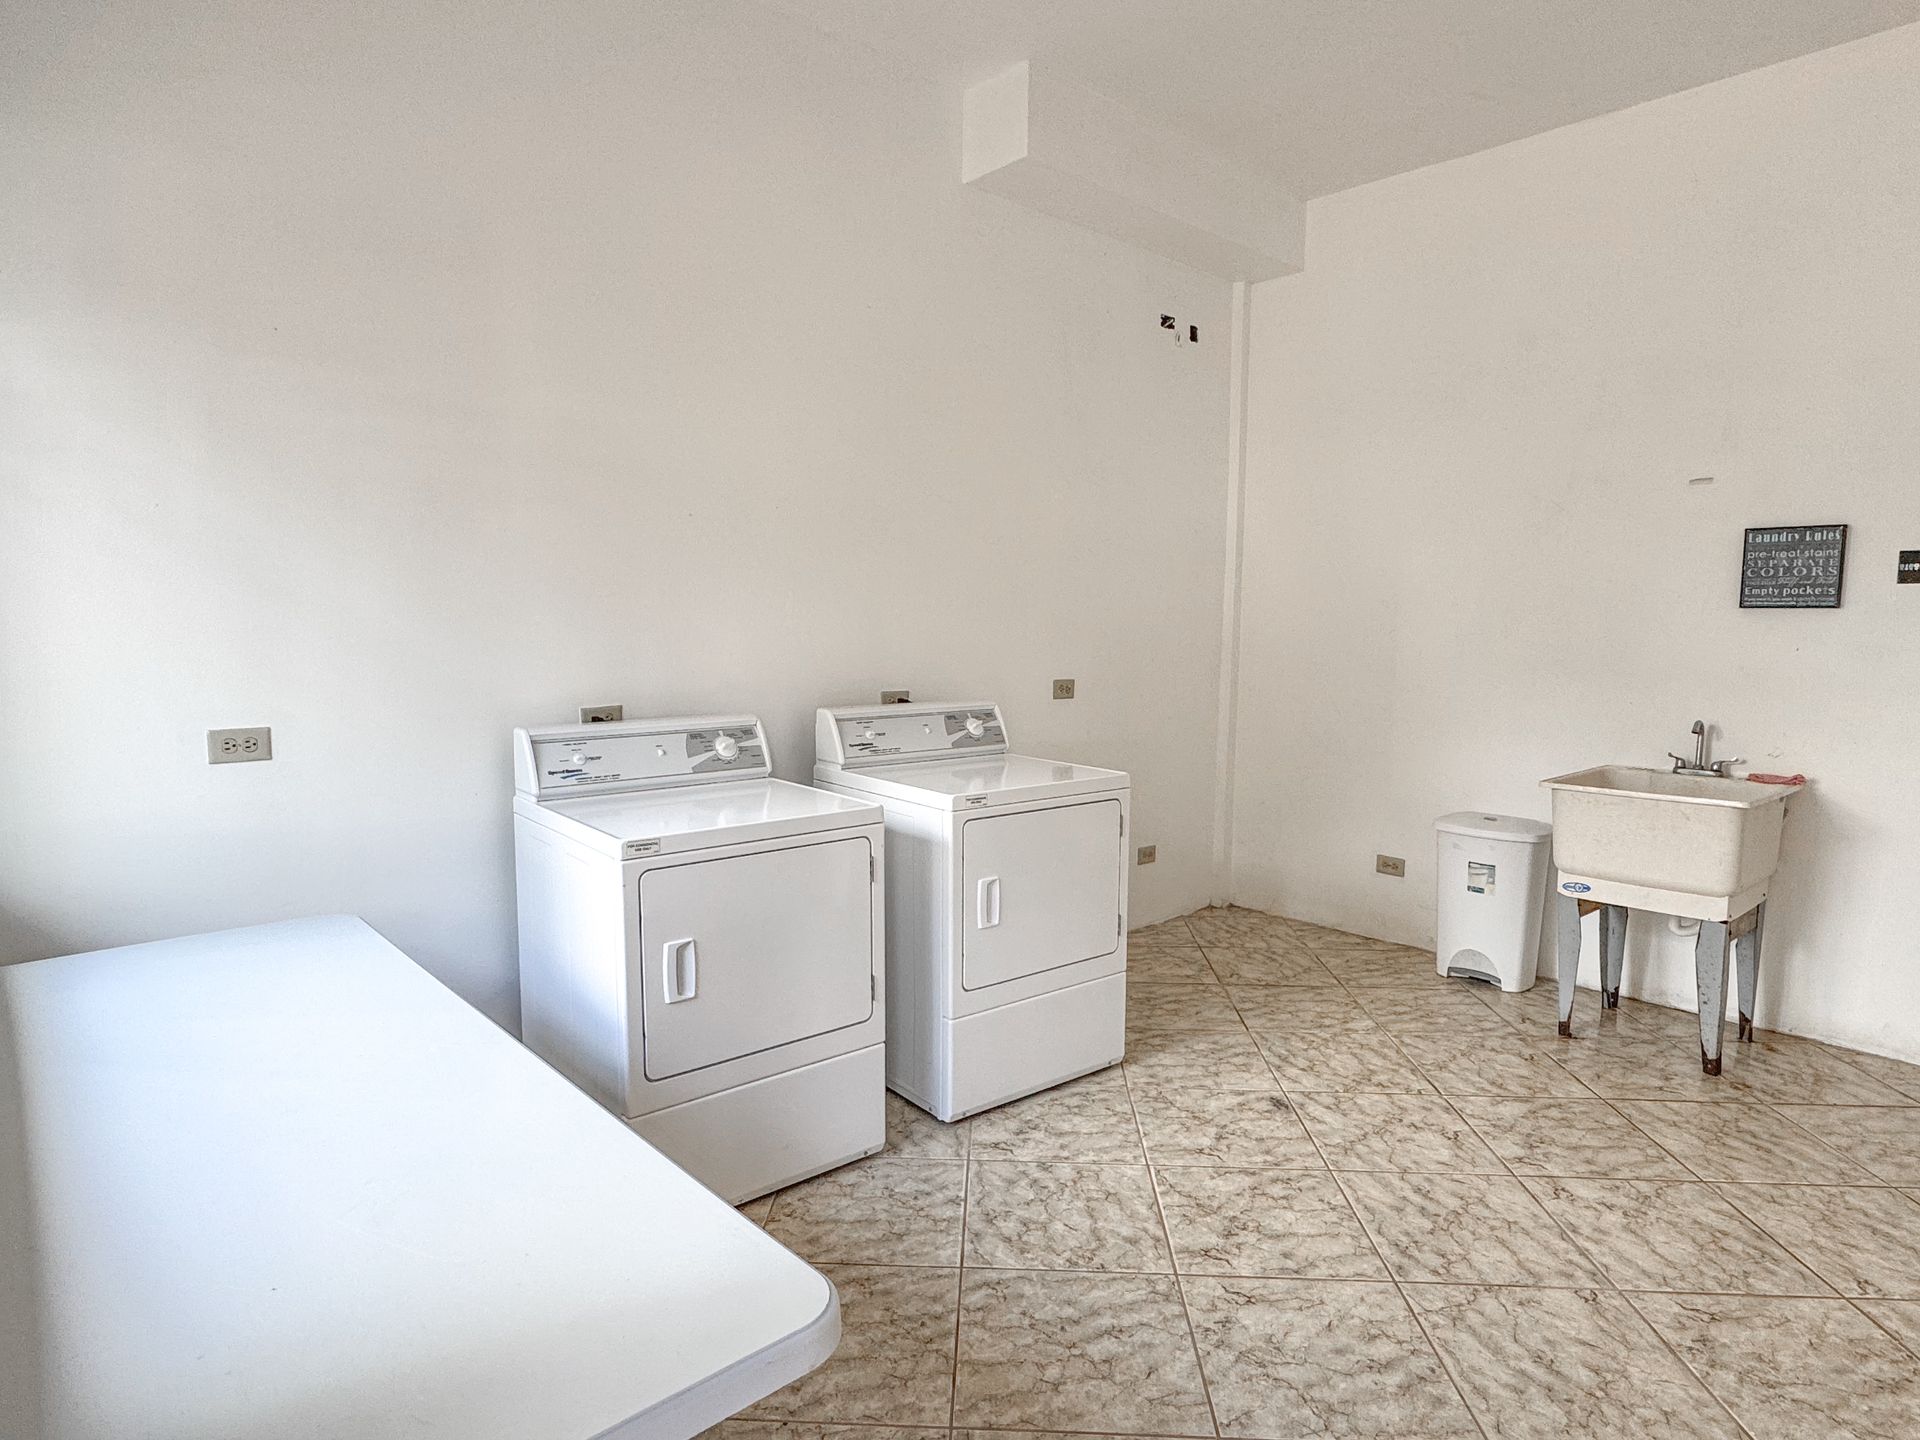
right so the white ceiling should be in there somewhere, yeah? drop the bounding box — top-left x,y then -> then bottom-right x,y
763,0 -> 1920,197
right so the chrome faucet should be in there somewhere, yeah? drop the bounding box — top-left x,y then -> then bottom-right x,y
1669,720 -> 1742,777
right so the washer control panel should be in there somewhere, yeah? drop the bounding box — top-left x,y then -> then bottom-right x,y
816,702 -> 1006,767
515,716 -> 769,796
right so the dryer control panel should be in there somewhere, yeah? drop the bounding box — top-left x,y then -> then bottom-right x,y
816,702 -> 1007,768
514,716 -> 770,797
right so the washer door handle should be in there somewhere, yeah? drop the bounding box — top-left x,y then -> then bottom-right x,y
977,876 -> 1002,930
663,937 -> 698,1003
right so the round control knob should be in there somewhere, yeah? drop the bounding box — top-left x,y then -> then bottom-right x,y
713,734 -> 741,761
964,715 -> 987,739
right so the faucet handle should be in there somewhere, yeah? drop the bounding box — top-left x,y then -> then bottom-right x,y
1710,758 -> 1745,777
1668,753 -> 1692,772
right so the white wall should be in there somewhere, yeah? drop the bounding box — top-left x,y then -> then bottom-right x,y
1234,24 -> 1920,1059
0,0 -> 1231,1024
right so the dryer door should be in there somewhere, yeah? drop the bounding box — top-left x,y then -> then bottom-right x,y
960,799 -> 1123,990
638,836 -> 874,1081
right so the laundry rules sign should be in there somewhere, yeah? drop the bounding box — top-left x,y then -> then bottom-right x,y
1740,525 -> 1848,609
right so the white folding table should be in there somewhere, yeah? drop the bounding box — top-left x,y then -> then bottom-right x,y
0,916 -> 837,1439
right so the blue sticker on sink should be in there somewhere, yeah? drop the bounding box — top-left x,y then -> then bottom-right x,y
1561,881 -> 1592,893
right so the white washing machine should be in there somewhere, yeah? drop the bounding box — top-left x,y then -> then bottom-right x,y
512,714 -> 886,1203
813,701 -> 1129,1122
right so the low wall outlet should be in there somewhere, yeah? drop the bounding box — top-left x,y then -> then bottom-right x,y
579,705 -> 623,723
881,690 -> 912,704
1052,678 -> 1076,700
208,727 -> 272,764
1136,845 -> 1157,865
1375,854 -> 1406,878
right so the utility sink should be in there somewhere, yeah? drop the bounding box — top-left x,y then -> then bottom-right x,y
1541,766 -> 1792,900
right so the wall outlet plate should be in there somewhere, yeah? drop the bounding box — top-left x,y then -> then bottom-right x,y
1136,845 -> 1157,865
579,705 -> 624,723
1376,854 -> 1406,878
1052,678 -> 1076,700
208,727 -> 272,764
881,690 -> 912,704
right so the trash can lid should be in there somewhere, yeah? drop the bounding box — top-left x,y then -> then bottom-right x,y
1435,811 -> 1552,842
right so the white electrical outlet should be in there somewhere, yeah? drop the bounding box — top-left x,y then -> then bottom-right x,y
1137,845 -> 1157,865
208,727 -> 272,764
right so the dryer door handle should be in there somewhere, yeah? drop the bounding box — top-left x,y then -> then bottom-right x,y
977,876 -> 1002,930
663,937 -> 699,1003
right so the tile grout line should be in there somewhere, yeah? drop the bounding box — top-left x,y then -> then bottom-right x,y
1612,1288 -> 1761,1440
1123,948 -> 1910,1204
1395,1005 -> 1851,1324
1256,925 -> 1495,1440
947,1109 -> 972,1432
1759,1098 -> 1910,1183
779,910 -> 1915,1437
1309,1143 -> 1494,1439
1339,984 -> 1529,1187
1709,1178 -> 1920,1298
925,1105 -> 967,1436
1571,1091 -> 1920,1110
1847,1294 -> 1920,1361
1186,910 -> 1920,1082
1120,1035 -> 1226,1439
1160,918 -> 1920,1385
1442,1096 -> 1634,1297
1407,1069 -> 1675,1302
814,1254 -> 1920,1300
1294,915 -> 1755,1440
1618,1097 -> 1892,1185
1590,1092 -> 1709,1182
838,1155 -> 1906,1186
1211,910 -> 1920,1419
1306,913 -> 1764,1439
1135,913 -> 1920,1429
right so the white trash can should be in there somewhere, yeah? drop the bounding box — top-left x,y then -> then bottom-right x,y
1434,812 -> 1554,992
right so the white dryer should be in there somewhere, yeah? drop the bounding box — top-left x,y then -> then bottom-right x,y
814,701 -> 1129,1122
513,715 -> 885,1203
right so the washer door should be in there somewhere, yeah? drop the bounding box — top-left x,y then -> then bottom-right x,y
638,836 -> 874,1081
960,799 -> 1123,991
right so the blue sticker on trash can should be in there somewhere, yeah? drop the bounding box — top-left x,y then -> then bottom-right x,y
1561,881 -> 1592,893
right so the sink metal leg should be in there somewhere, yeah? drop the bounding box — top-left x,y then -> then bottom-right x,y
1734,900 -> 1766,1042
1555,893 -> 1583,1037
1695,919 -> 1731,1075
1599,904 -> 1627,1009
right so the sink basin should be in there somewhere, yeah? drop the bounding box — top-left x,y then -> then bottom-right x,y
1541,766 -> 1792,899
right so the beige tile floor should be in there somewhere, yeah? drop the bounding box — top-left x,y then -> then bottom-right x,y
707,906 -> 1920,1440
